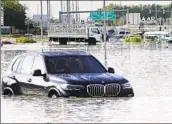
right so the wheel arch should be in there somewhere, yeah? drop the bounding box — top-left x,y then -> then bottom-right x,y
47,87 -> 61,97
3,87 -> 14,95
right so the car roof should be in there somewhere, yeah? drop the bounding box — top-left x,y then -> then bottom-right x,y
20,51 -> 91,57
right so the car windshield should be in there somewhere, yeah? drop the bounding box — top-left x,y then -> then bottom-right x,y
45,56 -> 107,74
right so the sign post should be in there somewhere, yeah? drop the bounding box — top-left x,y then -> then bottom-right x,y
0,0 -> 2,95
103,0 -> 107,67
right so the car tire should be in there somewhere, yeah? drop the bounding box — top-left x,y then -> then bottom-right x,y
48,89 -> 60,98
3,87 -> 14,96
88,38 -> 96,45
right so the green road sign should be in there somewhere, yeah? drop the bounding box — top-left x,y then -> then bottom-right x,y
90,11 -> 116,20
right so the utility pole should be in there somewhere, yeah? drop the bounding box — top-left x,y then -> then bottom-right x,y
0,0 -> 1,46
171,10 -> 172,24
67,0 -> 70,24
127,8 -> 129,27
61,0 -> 63,12
75,0 -> 78,24
40,0 -> 43,40
0,0 -> 2,94
47,0 -> 50,35
103,0 -> 107,67
155,4 -> 157,24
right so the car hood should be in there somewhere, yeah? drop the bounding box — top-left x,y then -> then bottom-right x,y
50,73 -> 128,85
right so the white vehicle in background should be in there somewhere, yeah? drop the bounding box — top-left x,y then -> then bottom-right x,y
107,28 -> 131,41
48,23 -> 102,45
143,31 -> 169,43
161,34 -> 172,44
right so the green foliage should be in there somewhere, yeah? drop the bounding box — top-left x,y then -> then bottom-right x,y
34,26 -> 47,35
35,27 -> 41,35
3,0 -> 26,29
125,36 -> 142,43
16,36 -> 36,43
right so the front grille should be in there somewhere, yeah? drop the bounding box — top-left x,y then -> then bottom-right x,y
87,83 -> 121,97
87,84 -> 104,97
105,84 -> 121,97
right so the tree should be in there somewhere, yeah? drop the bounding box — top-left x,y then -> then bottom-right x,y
3,0 -> 26,29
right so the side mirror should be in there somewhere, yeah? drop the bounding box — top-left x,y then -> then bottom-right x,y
32,69 -> 42,76
108,67 -> 115,73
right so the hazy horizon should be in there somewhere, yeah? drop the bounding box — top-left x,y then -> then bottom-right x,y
19,1 -> 172,19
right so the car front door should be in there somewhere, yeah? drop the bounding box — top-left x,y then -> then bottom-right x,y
27,55 -> 49,96
14,55 -> 35,95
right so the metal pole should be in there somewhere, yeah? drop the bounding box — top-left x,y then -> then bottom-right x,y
27,19 -> 29,33
67,0 -> 70,24
155,4 -> 157,24
47,0 -> 49,32
40,0 -> 43,40
127,8 -> 129,27
75,0 -> 77,24
47,0 -> 50,46
171,10 -> 172,24
60,0 -> 62,23
0,0 -> 1,45
103,0 -> 107,67
61,0 -> 63,12
0,0 -> 2,95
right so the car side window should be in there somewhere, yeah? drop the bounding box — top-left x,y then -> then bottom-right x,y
20,55 -> 34,75
91,28 -> 99,34
12,56 -> 23,72
32,56 -> 45,73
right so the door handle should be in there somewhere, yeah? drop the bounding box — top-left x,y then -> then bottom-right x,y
28,78 -> 32,82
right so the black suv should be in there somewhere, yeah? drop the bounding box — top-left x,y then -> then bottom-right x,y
2,51 -> 134,97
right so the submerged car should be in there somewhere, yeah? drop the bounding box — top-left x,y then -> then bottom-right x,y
1,51 -> 134,97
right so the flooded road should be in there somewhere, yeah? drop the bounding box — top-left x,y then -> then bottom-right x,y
1,42 -> 172,123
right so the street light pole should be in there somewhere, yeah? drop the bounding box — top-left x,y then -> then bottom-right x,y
127,8 -> 129,27
47,0 -> 50,34
40,0 -> 43,40
171,10 -> 172,24
0,0 -> 2,95
103,0 -> 107,67
0,0 -> 1,46
155,4 -> 157,24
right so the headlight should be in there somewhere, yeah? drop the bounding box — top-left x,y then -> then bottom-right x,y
122,82 -> 132,89
60,84 -> 85,90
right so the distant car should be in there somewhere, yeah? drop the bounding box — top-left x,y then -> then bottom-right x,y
24,33 -> 33,38
1,51 -> 134,98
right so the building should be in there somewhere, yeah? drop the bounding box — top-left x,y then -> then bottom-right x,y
126,13 -> 141,25
32,14 -> 48,29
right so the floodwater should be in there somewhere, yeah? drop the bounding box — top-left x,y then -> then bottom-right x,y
1,41 -> 172,123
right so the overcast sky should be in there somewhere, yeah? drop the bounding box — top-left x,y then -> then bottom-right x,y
19,1 -> 172,19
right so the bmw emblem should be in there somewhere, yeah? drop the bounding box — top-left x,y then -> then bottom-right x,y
101,81 -> 105,83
